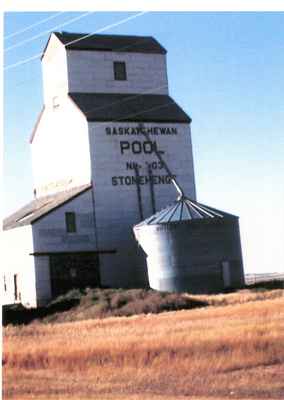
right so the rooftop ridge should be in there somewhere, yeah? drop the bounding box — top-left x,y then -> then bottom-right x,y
134,196 -> 237,227
41,31 -> 167,60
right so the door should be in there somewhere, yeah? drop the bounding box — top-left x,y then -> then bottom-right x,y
13,274 -> 20,301
222,261 -> 231,288
49,253 -> 100,297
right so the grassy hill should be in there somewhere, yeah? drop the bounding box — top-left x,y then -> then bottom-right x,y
3,284 -> 284,399
3,279 -> 283,326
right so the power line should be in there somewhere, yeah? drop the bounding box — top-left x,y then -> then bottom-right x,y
5,17 -> 165,120
5,11 -> 94,52
83,84 -> 168,116
5,13 -> 162,124
5,29 -> 152,90
27,83 -> 171,145
4,11 -> 149,72
4,52 -> 43,71
31,98 -> 176,143
4,12 -> 66,40
5,72 -> 42,89
65,11 -> 148,47
99,100 -> 176,125
5,38 -> 150,88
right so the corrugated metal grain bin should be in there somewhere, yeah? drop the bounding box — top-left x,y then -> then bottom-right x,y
133,197 -> 244,293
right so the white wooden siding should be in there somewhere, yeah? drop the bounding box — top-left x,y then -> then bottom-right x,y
67,50 -> 169,95
31,95 -> 90,197
42,34 -> 69,106
89,121 -> 196,287
1,226 -> 37,307
34,256 -> 51,306
32,188 -> 97,253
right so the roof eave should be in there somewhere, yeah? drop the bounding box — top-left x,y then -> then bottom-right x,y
86,117 -> 191,123
67,93 -> 89,119
65,46 -> 167,55
69,92 -> 192,124
29,106 -> 45,144
3,184 -> 92,231
48,32 -> 167,55
30,184 -> 92,225
40,32 -> 65,61
40,32 -> 53,61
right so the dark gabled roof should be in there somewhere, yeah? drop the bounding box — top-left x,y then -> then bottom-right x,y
53,32 -> 167,54
3,184 -> 91,230
69,93 -> 191,123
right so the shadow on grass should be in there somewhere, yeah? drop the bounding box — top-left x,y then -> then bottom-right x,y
2,297 -> 80,326
2,287 -> 210,326
245,280 -> 284,291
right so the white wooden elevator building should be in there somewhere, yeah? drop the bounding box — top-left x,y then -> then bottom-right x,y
3,32 -> 196,307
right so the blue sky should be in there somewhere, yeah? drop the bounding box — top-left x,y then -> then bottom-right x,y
3,11 -> 284,274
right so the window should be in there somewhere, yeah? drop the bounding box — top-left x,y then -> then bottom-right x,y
65,212 -> 77,233
113,61 -> 127,81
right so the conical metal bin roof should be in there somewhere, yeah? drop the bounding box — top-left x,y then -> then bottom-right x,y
134,197 -> 237,227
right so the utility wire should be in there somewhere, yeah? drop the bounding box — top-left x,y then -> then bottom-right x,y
4,12 -> 65,40
5,11 -> 94,52
5,38 -> 151,88
7,26 -> 168,123
31,100 -> 177,143
5,72 -> 42,89
97,101 -> 176,126
4,11 -> 149,71
5,52 -> 44,70
28,83 -> 172,145
5,29 -> 153,90
65,11 -> 148,47
83,84 -> 168,116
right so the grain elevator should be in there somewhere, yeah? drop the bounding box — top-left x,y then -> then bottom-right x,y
3,31 -> 244,307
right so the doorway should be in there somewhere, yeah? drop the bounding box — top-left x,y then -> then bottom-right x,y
49,253 -> 100,297
13,274 -> 20,301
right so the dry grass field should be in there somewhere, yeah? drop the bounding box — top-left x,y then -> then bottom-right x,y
3,289 -> 284,400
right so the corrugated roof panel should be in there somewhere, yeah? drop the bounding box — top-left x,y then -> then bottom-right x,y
135,197 -> 237,227
3,184 -> 92,230
168,203 -> 182,222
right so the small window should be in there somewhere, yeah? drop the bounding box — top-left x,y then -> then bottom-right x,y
65,212 -> 77,233
3,275 -> 7,292
114,61 -> 127,81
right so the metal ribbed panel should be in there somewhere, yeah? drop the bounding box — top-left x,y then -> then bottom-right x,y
135,197 -> 236,227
